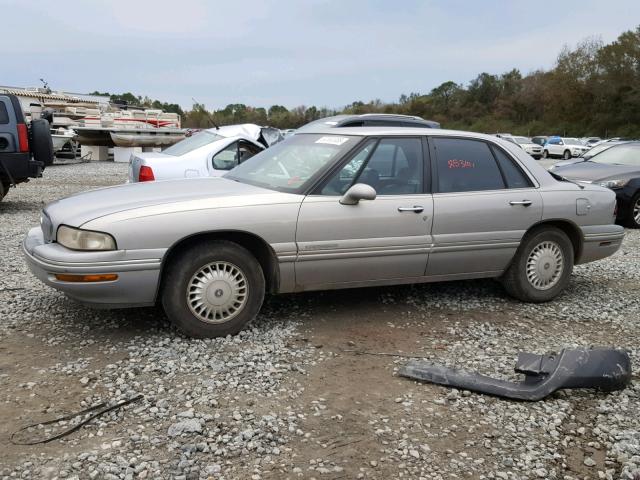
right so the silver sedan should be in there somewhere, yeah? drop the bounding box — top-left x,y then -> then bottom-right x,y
24,128 -> 624,337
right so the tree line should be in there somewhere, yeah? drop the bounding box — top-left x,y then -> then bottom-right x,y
96,25 -> 640,137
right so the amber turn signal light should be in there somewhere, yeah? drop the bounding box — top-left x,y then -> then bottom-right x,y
54,273 -> 118,283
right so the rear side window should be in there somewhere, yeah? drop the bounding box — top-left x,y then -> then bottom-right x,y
0,102 -> 8,124
491,146 -> 533,189
433,138 -> 505,193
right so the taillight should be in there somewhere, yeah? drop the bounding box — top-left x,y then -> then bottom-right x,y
138,165 -> 155,182
17,124 -> 29,152
613,201 -> 618,218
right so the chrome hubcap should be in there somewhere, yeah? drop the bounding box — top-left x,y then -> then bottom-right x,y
526,241 -> 564,290
186,262 -> 248,323
634,198 -> 640,224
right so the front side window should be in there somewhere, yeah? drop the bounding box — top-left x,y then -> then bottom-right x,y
434,138 -> 505,193
320,138 -> 424,195
213,142 -> 239,170
225,134 -> 362,193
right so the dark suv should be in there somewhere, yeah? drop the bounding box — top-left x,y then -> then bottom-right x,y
297,114 -> 441,132
0,94 -> 53,201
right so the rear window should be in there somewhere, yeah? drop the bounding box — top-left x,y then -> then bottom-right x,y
163,130 -> 225,156
491,146 -> 533,188
0,102 -> 8,124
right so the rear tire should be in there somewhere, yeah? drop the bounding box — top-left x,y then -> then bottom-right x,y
501,227 -> 574,302
161,240 -> 265,338
624,191 -> 640,229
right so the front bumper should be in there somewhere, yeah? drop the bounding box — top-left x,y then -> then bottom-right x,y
577,225 -> 625,264
23,227 -> 163,308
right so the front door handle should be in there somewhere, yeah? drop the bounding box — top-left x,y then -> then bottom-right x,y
509,200 -> 532,206
398,206 -> 424,213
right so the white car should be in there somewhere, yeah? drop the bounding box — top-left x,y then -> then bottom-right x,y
508,136 -> 544,159
542,137 -> 590,160
128,124 -> 283,182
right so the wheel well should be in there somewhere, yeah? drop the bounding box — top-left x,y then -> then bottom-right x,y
527,220 -> 583,261
159,231 -> 280,296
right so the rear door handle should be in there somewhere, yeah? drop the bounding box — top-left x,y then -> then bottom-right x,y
509,200 -> 532,206
398,206 -> 424,213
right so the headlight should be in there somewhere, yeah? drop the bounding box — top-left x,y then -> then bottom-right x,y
599,179 -> 629,189
57,225 -> 117,251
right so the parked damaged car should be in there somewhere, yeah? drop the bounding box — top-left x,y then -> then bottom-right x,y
550,142 -> 640,228
25,127 -> 623,338
128,124 -> 283,182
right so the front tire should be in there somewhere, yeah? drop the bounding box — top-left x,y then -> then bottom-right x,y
542,150 -> 549,159
161,240 -> 265,338
624,192 -> 640,229
563,150 -> 571,160
501,227 -> 574,302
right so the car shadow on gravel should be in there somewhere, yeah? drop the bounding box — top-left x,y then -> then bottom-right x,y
0,199 -> 46,213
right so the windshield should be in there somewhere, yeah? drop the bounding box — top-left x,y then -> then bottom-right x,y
163,131 -> 225,156
513,136 -> 530,144
590,143 -> 640,166
563,138 -> 584,146
225,134 -> 362,193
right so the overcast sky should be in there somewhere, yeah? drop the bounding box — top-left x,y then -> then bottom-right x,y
2,0 -> 639,110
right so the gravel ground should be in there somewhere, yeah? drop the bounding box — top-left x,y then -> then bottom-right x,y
1,161 -> 639,480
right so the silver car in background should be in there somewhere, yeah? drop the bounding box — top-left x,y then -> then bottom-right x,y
24,127 -> 623,338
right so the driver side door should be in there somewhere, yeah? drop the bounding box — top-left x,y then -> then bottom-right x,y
294,137 -> 433,290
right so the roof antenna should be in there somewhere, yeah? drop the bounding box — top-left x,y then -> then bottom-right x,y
192,97 -> 219,129
39,78 -> 51,94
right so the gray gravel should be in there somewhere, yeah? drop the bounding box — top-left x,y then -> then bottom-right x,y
1,161 -> 639,480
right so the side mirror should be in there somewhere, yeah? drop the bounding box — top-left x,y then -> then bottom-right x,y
340,183 -> 376,205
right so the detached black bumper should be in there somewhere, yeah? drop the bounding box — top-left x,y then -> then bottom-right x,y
0,152 -> 43,183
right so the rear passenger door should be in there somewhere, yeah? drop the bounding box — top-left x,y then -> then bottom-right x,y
427,137 -> 542,277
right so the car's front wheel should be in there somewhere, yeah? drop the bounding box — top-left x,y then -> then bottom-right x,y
563,150 -> 571,160
542,150 -> 549,159
161,240 -> 265,338
625,191 -> 640,229
501,227 -> 574,302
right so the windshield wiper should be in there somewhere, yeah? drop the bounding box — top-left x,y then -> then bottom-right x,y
549,171 -> 584,189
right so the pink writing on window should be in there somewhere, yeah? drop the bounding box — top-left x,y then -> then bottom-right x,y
448,159 -> 475,169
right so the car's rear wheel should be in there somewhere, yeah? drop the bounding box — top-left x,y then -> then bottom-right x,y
624,192 -> 640,229
542,150 -> 549,159
161,240 -> 265,338
563,150 -> 571,160
501,227 -> 574,302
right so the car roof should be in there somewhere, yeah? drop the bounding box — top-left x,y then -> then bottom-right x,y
295,126 -> 497,141
298,114 -> 440,131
